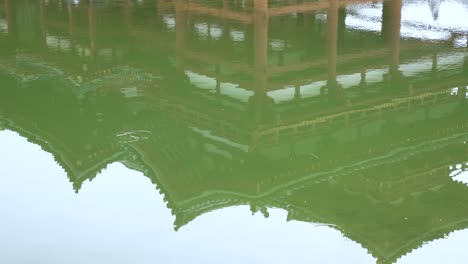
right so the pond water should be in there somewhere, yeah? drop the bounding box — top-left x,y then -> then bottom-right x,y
1,0 -> 468,263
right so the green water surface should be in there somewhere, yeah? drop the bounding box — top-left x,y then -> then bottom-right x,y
1,0 -> 468,263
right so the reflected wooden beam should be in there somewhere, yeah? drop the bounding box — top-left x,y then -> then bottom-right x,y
268,40 -> 443,79
181,0 -> 381,24
183,50 -> 253,75
186,2 -> 252,24
268,0 -> 382,17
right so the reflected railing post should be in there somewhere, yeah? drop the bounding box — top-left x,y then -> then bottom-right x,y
432,52 -> 438,79
359,68 -> 367,91
215,64 -> 221,97
458,86 -> 466,99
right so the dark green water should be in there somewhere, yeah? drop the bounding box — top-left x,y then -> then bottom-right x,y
1,0 -> 468,263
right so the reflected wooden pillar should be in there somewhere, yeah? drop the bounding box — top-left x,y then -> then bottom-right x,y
39,0 -> 47,48
304,11 -> 315,29
3,0 -> 16,56
381,0 -> 389,40
338,7 -> 346,41
156,0 -> 164,17
254,0 -> 268,97
123,0 -> 133,33
155,0 -> 164,29
68,2 -> 75,53
88,0 -> 97,60
221,0 -> 232,50
175,0 -> 187,72
5,0 -> 14,36
390,0 -> 402,74
304,11 -> 316,59
244,20 -> 254,64
250,0 -> 269,128
327,0 -> 338,87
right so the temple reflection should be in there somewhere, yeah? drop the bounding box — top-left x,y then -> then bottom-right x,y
1,0 -> 468,264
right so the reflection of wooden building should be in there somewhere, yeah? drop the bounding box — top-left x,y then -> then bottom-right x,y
4,0 -> 467,148
2,83 -> 468,264
3,0 -> 468,92
2,1 -> 468,264
1,1 -> 468,176
2,62 -> 468,264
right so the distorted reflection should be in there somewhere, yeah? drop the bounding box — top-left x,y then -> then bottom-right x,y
1,0 -> 468,263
